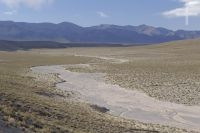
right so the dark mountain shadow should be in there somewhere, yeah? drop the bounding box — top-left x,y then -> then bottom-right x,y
0,40 -> 130,51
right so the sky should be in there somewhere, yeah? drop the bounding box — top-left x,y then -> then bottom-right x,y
0,0 -> 200,30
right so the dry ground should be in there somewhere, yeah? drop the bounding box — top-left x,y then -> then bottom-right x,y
0,40 -> 200,132
0,49 -> 190,132
41,39 -> 200,105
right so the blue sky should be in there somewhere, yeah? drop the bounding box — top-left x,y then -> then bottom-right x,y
0,0 -> 200,30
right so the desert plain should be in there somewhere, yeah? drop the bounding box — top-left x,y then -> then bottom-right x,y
1,39 -> 200,132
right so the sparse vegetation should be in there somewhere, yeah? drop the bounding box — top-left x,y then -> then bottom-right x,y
64,39 -> 200,105
0,50 -> 190,132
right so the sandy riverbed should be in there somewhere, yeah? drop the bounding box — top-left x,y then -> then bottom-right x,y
31,65 -> 200,132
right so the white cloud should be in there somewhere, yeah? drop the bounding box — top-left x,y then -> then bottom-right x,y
3,10 -> 17,15
0,0 -> 54,9
163,0 -> 200,17
97,11 -> 109,18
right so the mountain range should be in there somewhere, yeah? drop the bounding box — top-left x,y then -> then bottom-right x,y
0,21 -> 200,44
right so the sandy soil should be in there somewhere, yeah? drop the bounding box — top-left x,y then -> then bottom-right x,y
74,54 -> 129,63
32,65 -> 200,132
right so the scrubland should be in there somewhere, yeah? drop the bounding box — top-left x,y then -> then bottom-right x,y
1,39 -> 200,132
64,39 -> 200,105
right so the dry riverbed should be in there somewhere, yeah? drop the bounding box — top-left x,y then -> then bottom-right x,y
31,64 -> 200,132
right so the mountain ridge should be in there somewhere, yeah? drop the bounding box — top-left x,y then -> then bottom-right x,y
0,21 -> 200,44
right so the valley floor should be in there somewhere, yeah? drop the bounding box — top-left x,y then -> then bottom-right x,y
1,39 -> 200,132
32,64 -> 200,132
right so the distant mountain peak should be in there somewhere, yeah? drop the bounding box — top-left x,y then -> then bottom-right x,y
138,24 -> 152,28
92,24 -> 115,29
58,22 -> 80,26
0,21 -> 199,44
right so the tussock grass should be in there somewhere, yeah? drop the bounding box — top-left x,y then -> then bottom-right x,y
0,51 -> 189,133
63,39 -> 200,105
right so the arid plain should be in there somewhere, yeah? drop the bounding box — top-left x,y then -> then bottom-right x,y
1,39 -> 200,132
